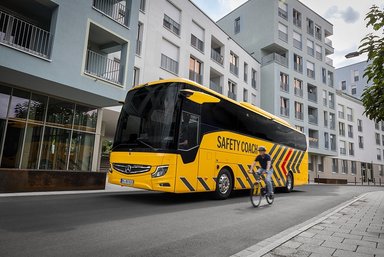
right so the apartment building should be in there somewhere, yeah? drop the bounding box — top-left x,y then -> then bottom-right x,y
217,0 -> 336,173
132,0 -> 261,106
335,60 -> 372,99
321,91 -> 384,183
0,0 -> 139,173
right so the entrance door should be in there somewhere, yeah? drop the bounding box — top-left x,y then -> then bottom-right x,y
361,163 -> 367,182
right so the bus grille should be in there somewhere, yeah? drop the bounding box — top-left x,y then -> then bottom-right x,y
112,163 -> 151,174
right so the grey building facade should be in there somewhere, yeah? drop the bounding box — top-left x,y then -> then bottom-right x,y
0,0 -> 139,173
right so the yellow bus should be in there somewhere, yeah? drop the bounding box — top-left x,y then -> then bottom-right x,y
108,78 -> 308,199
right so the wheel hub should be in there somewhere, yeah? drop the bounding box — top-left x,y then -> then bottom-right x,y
218,174 -> 230,194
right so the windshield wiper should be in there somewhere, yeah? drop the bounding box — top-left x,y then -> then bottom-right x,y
136,138 -> 157,151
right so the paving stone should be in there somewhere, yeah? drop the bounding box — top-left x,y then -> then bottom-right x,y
313,234 -> 343,243
321,240 -> 357,251
298,231 -> 315,238
272,246 -> 298,256
333,249 -> 374,257
363,235 -> 384,243
342,238 -> 377,248
311,225 -> 325,230
297,243 -> 335,255
306,228 -> 334,236
292,236 -> 324,246
378,242 -> 384,249
356,246 -> 384,255
281,240 -> 302,249
309,253 -> 333,257
333,232 -> 362,240
325,227 -> 352,234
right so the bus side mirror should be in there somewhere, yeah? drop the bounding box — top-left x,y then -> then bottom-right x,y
180,89 -> 220,104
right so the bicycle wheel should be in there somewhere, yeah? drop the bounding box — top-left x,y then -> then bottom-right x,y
250,182 -> 262,207
266,194 -> 274,205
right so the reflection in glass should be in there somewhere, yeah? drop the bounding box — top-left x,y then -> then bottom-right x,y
0,121 -> 26,168
0,119 -> 6,160
69,132 -> 95,171
21,124 -> 43,169
39,127 -> 71,170
28,94 -> 47,124
8,89 -> 30,120
74,105 -> 97,132
46,98 -> 74,128
0,85 -> 11,118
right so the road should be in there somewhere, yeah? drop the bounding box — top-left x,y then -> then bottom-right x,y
0,185 -> 383,257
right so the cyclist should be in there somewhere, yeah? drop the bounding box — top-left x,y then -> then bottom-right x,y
249,146 -> 274,199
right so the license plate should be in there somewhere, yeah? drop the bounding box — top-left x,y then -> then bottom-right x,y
121,179 -> 134,186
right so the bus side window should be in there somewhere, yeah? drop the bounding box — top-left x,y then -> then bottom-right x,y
179,111 -> 199,150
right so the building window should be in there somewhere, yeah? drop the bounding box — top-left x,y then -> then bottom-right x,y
308,106 -> 318,125
280,97 -> 289,117
342,160 -> 348,174
347,107 -> 353,121
251,69 -> 257,89
339,122 -> 345,137
358,136 -> 364,149
324,132 -> 329,149
376,133 -> 380,145
349,142 -> 354,156
191,21 -> 205,52
136,22 -> 144,56
351,161 -> 357,174
294,54 -> 303,73
315,44 -> 322,60
324,111 -> 328,127
234,17 -> 240,34
294,78 -> 303,97
163,14 -> 180,35
139,0 -> 146,12
294,102 -> 303,120
341,81 -> 346,90
307,84 -> 317,103
351,87 -> 357,95
278,0 -> 288,20
353,70 -> 359,82
332,159 -> 338,173
93,0 -> 130,26
307,18 -> 314,35
133,67 -> 140,86
306,61 -> 315,79
278,22 -> 288,42
243,88 -> 248,102
330,134 -> 336,151
251,93 -> 256,106
315,24 -> 322,40
160,39 -> 179,74
322,68 -> 326,84
308,129 -> 319,148
189,56 -> 203,84
328,92 -> 335,109
229,52 -> 239,76
357,119 -> 363,132
293,9 -> 301,27
329,113 -> 335,130
293,31 -> 302,50
244,62 -> 248,82
338,104 -> 345,119
327,71 -> 334,87
280,72 -> 289,92
228,80 -> 237,100
295,125 -> 304,132
377,148 -> 382,161
163,2 -> 181,36
348,125 -> 353,138
322,90 -> 327,106
307,39 -> 314,56
382,135 -> 384,146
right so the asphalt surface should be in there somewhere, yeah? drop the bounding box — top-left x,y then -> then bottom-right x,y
0,185 -> 383,257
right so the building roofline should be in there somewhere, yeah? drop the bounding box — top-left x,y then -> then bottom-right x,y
336,60 -> 369,70
187,0 -> 260,64
217,0 -> 333,28
336,89 -> 363,105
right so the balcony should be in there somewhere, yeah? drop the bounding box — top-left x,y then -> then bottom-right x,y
309,137 -> 319,148
280,107 -> 289,117
210,81 -> 222,94
136,39 -> 142,56
308,115 -> 318,125
262,53 -> 288,68
230,63 -> 239,76
0,10 -> 53,59
211,49 -> 224,65
191,34 -> 204,52
161,54 -> 179,74
280,82 -> 289,92
294,88 -> 303,97
228,91 -> 237,101
93,0 -> 129,26
189,70 -> 202,84
326,57 -> 333,66
308,92 -> 317,103
294,63 -> 303,73
278,31 -> 288,42
325,38 -> 333,47
85,49 -> 123,85
295,112 -> 303,120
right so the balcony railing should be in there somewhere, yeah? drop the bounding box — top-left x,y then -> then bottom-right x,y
280,82 -> 289,92
228,91 -> 237,101
136,39 -> 142,56
315,31 -> 322,40
230,63 -> 239,76
294,63 -> 303,73
262,53 -> 288,68
93,0 -> 128,26
189,70 -> 202,84
309,137 -> 319,148
307,26 -> 314,36
325,37 -> 333,47
315,51 -> 322,60
326,57 -> 333,66
161,53 -> 178,74
308,93 -> 317,103
308,115 -> 318,124
293,39 -> 302,50
293,18 -> 301,28
211,49 -> 224,65
278,31 -> 288,42
295,112 -> 303,120
210,81 -> 222,94
278,8 -> 288,20
294,87 -> 303,97
0,10 -> 53,58
307,69 -> 315,79
191,34 -> 204,52
280,107 -> 289,117
163,14 -> 180,35
85,49 -> 123,85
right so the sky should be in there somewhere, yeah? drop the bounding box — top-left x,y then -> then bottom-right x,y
191,0 -> 383,68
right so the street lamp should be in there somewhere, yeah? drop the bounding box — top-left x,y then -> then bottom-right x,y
345,51 -> 360,59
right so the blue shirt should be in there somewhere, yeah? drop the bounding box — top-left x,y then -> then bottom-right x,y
255,154 -> 271,169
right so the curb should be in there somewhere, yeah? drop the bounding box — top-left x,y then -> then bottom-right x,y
231,192 -> 369,257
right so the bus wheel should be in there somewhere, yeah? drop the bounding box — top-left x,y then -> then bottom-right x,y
214,168 -> 233,200
284,172 -> 294,193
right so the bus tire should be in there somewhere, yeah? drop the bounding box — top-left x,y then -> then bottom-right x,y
284,172 -> 294,193
214,168 -> 233,200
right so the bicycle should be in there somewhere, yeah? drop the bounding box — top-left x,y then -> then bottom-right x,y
250,172 -> 274,207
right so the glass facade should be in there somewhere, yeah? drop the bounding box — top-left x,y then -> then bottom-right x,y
0,84 -> 98,171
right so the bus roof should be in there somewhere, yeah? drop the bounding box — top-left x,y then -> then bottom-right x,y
134,78 -> 303,135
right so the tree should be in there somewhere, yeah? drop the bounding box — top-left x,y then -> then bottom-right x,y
359,5 -> 384,122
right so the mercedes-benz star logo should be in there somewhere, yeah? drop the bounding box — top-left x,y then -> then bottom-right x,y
125,165 -> 132,173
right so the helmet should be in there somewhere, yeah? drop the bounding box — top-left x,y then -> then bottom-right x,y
258,146 -> 267,151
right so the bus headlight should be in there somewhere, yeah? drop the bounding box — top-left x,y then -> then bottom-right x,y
152,166 -> 168,178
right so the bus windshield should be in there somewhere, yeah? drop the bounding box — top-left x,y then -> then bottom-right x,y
113,83 -> 180,151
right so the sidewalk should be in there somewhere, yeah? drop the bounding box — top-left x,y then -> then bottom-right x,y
232,191 -> 384,257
